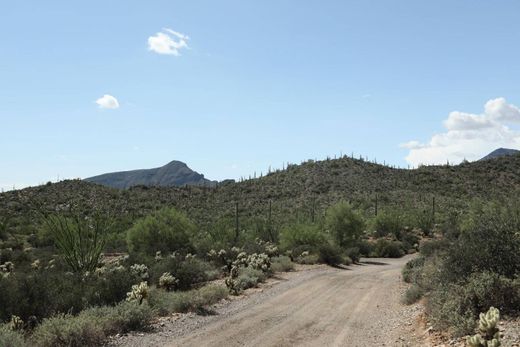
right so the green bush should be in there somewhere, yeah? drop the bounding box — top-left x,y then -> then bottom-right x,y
235,267 -> 266,291
441,203 -> 520,283
150,257 -> 212,290
374,210 -> 403,237
402,256 -> 425,284
279,223 -> 326,251
270,256 -> 295,272
373,239 -> 404,258
0,325 -> 26,347
30,302 -> 153,347
427,272 -> 520,336
148,284 -> 228,315
419,239 -> 449,258
345,247 -> 360,263
356,240 -> 374,257
31,313 -> 106,347
294,253 -> 319,265
318,243 -> 344,266
402,284 -> 423,305
127,207 -> 196,256
325,201 -> 365,248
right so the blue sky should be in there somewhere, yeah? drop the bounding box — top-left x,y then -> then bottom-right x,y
1,1 -> 520,191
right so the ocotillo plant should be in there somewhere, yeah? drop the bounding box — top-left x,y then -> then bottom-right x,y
467,307 -> 501,347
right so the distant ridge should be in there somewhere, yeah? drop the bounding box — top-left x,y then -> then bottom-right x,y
85,161 -> 216,189
479,148 -> 520,161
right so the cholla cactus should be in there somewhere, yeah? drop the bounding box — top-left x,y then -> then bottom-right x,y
155,251 -> 163,261
467,307 -> 501,347
158,272 -> 179,291
31,259 -> 41,270
185,253 -> 196,260
207,249 -> 217,258
0,261 -> 14,278
247,253 -> 271,272
225,265 -> 241,295
255,238 -> 279,257
130,264 -> 149,280
9,315 -> 24,331
233,252 -> 249,267
126,281 -> 149,304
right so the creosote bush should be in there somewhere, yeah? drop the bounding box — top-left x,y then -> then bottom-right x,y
30,301 -> 153,347
148,284 -> 228,315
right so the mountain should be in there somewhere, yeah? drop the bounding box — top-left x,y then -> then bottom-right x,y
84,160 -> 216,189
479,148 -> 520,161
5,154 -> 520,234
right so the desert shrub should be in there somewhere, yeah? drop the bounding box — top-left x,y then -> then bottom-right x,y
148,284 -> 227,315
169,258 -> 211,290
402,256 -> 425,284
440,203 -> 520,283
374,210 -> 403,237
402,284 -> 423,305
325,201 -> 365,248
318,243 -> 344,266
30,302 -> 153,347
0,268 -> 87,321
279,223 -> 326,251
103,301 -> 154,333
31,313 -> 106,347
127,207 -> 196,256
294,253 -> 319,265
399,229 -> 420,251
427,272 -> 520,336
419,239 -> 449,258
235,267 -> 266,291
373,239 -> 404,258
356,240 -> 374,257
88,266 -> 140,306
270,256 -> 294,272
343,256 -> 353,266
0,324 -> 26,347
150,257 -> 212,290
345,247 -> 360,263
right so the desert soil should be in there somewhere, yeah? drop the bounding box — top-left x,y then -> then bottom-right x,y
110,255 -> 426,347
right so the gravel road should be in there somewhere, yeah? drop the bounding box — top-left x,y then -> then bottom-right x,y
111,255 -> 422,347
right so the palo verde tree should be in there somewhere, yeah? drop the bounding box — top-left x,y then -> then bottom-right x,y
42,212 -> 110,273
325,201 -> 365,248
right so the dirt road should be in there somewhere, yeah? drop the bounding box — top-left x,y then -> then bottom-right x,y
114,255 -> 424,347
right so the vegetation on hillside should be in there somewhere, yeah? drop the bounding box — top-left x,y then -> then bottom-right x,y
2,153 -> 520,345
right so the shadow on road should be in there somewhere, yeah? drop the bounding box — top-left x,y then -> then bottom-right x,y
357,260 -> 389,266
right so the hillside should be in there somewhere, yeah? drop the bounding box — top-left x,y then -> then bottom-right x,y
85,160 -> 216,189
479,148 -> 520,161
3,154 -> 520,237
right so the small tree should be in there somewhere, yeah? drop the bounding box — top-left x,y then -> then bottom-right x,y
325,201 -> 365,248
127,207 -> 196,256
43,213 -> 109,273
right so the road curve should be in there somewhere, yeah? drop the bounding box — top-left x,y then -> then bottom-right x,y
167,256 -> 415,347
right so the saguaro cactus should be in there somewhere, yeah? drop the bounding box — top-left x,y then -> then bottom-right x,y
467,307 -> 501,347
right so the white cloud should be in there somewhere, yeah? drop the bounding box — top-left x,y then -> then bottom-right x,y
148,28 -> 189,56
403,98 -> 520,166
95,94 -> 119,109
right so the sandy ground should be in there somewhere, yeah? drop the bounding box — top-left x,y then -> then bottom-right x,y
111,255 -> 425,347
